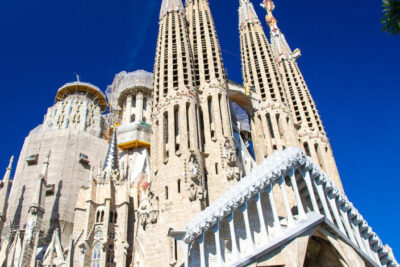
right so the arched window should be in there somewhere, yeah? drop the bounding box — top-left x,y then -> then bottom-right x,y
91,242 -> 102,267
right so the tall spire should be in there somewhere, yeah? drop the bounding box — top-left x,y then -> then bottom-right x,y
160,0 -> 185,19
239,0 -> 261,28
3,156 -> 14,182
186,0 -> 240,202
142,0 -> 206,264
0,156 -> 14,235
238,0 -> 299,163
103,129 -> 119,172
260,0 -> 343,190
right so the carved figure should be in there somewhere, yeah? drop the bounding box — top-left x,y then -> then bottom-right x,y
137,184 -> 159,228
224,140 -> 236,165
188,155 -> 200,182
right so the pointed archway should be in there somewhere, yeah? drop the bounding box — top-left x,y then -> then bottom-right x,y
303,236 -> 346,267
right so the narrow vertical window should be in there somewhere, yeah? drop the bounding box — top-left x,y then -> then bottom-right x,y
199,109 -> 205,151
195,105 -> 200,150
186,103 -> 190,149
177,179 -> 181,193
174,105 -> 179,152
267,113 -> 275,138
208,96 -> 214,138
132,95 -> 136,108
165,186 -> 169,200
304,142 -> 311,157
215,163 -> 219,175
143,97 -> 147,111
163,112 -> 169,160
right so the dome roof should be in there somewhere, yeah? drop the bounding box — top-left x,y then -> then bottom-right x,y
55,82 -> 107,111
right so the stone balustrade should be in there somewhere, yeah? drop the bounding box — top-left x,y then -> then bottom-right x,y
171,147 -> 398,267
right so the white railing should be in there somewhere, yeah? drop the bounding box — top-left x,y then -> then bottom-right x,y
173,147 -> 398,267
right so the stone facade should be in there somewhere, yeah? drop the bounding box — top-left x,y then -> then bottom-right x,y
0,0 -> 397,266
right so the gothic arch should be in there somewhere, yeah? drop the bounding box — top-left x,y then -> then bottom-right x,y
303,236 -> 347,267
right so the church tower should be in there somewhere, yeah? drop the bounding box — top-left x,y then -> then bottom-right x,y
238,0 -> 299,164
262,0 -> 343,190
186,0 -> 240,202
144,0 -> 206,265
4,82 -> 109,248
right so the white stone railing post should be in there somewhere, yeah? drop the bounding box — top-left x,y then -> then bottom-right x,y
213,222 -> 224,267
199,235 -> 206,267
289,168 -> 306,220
266,184 -> 283,235
312,176 -> 333,222
228,213 -> 240,261
337,197 -> 358,245
254,192 -> 269,241
242,202 -> 255,250
278,176 -> 295,226
326,187 -> 346,233
302,170 -> 320,214
348,210 -> 368,254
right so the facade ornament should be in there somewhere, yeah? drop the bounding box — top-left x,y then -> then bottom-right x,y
224,139 -> 236,166
188,183 -> 206,202
226,166 -> 241,181
188,155 -> 200,182
25,219 -> 36,244
137,183 -> 159,228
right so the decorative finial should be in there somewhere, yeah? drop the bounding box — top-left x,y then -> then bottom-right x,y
7,156 -> 14,171
40,150 -> 51,179
261,0 -> 278,30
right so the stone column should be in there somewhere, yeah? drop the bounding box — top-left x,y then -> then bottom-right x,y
241,203 -> 255,249
302,171 -> 320,214
137,91 -> 144,122
255,192 -> 268,241
125,94 -> 132,124
228,213 -> 239,261
213,222 -> 223,267
289,169 -> 306,220
278,176 -> 294,226
313,180 -> 333,222
267,185 -> 282,235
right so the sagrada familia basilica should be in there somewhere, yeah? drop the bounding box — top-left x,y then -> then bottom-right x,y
0,0 -> 398,266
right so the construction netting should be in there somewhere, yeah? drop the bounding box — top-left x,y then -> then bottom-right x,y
105,70 -> 153,109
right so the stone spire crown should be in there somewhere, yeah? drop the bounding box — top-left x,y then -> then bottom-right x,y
261,0 -> 296,61
102,128 -> 120,179
239,0 -> 260,28
2,156 -> 14,183
160,0 -> 185,18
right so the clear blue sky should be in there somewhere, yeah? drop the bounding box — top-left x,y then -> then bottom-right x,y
1,0 -> 399,258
